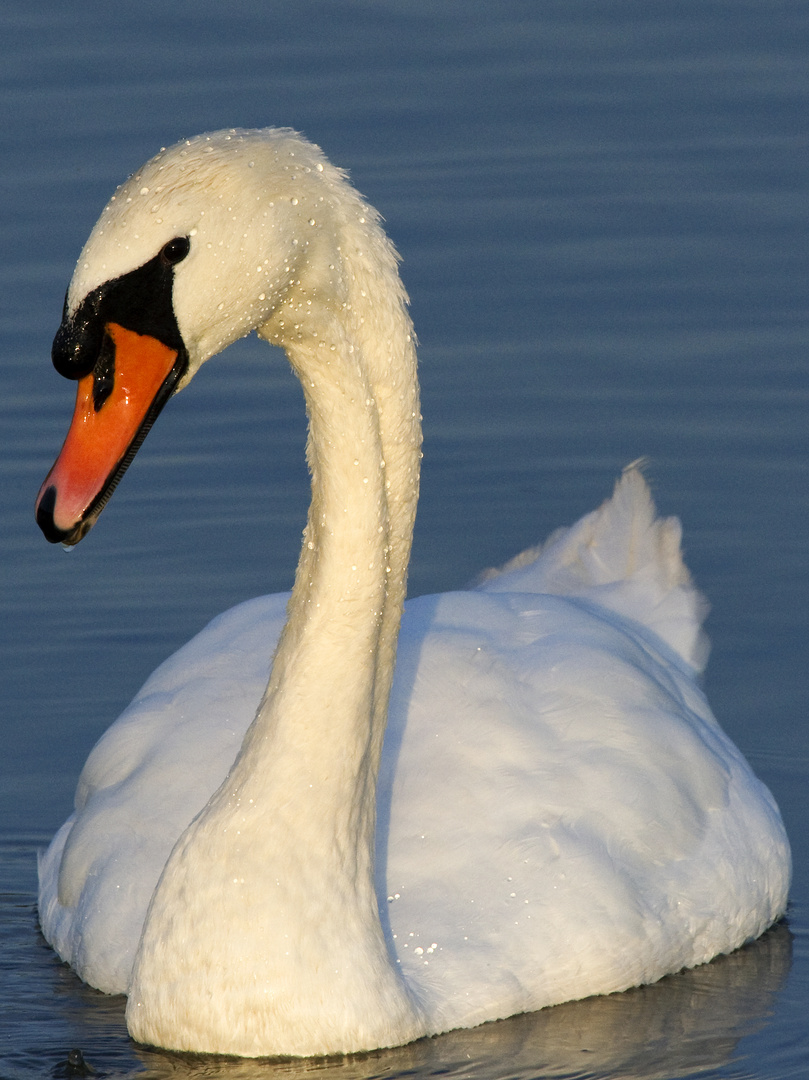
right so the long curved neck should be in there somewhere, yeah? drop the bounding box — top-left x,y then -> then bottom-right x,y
128,206 -> 424,1055
245,302 -> 420,873
248,211 -> 422,863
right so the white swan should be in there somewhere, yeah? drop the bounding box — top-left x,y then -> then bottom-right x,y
35,128 -> 790,1059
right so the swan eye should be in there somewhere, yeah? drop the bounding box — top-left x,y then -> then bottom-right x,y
160,236 -> 190,266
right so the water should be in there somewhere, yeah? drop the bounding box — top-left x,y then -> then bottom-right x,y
2,1 -> 808,1076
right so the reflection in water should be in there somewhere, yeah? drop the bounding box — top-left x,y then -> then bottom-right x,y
132,928 -> 792,1080
2,839 -> 788,1080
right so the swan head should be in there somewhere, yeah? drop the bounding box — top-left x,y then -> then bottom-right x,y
35,127 -> 373,546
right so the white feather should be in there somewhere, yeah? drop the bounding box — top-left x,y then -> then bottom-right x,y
38,129 -> 789,1057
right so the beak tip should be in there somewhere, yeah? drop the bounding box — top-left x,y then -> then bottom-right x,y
35,485 -> 61,543
35,484 -> 92,546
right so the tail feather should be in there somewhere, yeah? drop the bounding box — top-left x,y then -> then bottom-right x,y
476,466 -> 709,672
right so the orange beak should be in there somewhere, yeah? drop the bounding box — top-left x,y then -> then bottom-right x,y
36,322 -> 183,545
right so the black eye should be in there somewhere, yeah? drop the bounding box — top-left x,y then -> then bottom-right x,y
160,236 -> 190,266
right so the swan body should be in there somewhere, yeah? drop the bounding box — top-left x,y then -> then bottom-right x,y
36,128 -> 790,1058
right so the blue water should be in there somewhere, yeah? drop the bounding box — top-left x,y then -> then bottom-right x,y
2,2 -> 808,1077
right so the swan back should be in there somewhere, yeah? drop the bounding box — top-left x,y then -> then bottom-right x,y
478,467 -> 709,672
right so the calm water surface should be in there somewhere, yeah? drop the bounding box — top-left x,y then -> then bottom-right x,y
2,2 -> 808,1077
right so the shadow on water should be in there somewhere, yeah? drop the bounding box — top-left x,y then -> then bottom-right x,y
86,926 -> 798,1080
126,920 -> 794,1080
0,834 -> 793,1080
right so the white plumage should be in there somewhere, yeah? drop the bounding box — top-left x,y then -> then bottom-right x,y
37,128 -> 789,1058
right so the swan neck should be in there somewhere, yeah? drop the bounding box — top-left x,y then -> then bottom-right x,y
252,288 -> 421,842
128,171 -> 425,1054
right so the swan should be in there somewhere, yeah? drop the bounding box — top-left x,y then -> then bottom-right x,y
34,127 -> 790,1059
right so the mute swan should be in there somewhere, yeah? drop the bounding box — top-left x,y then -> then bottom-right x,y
35,128 -> 790,1059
